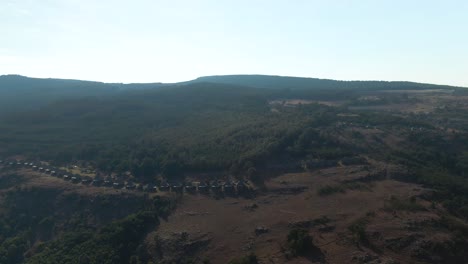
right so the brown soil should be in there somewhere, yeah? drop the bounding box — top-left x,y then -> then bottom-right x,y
151,165 -> 443,263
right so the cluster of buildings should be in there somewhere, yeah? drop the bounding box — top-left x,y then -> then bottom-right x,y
0,160 -> 250,195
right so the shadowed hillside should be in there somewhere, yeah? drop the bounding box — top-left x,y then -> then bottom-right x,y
0,75 -> 164,115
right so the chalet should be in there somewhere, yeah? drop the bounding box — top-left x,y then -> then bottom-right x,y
172,184 -> 183,192
235,181 -> 246,193
71,176 -> 81,183
63,175 -> 70,180
126,182 -> 136,190
51,171 -> 57,176
198,184 -> 209,193
16,162 -> 22,167
92,179 -> 102,186
159,184 -> 170,192
32,166 -> 38,171
45,169 -> 51,174
81,178 -> 91,185
223,183 -> 234,193
24,163 -> 29,167
113,182 -> 122,189
104,180 -> 112,186
185,185 -> 196,193
255,226 -> 269,236
152,185 -> 158,192
211,183 -> 221,191
39,167 -> 44,172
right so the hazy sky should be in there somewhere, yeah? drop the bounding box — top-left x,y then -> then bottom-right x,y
1,0 -> 467,86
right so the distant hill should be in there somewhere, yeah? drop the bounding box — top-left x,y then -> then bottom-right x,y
0,75 -> 164,115
0,74 -> 463,115
190,74 -> 459,91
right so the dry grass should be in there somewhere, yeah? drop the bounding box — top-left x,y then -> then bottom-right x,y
153,166 -> 429,263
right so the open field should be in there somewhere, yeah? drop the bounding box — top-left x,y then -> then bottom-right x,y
148,166 -> 452,263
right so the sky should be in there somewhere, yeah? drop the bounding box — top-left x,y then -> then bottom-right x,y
1,0 -> 467,86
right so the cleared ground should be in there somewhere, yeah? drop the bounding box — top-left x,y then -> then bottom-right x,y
150,164 -> 446,263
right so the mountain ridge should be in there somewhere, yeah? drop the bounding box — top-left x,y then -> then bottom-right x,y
2,73 -> 465,88
0,73 -> 463,115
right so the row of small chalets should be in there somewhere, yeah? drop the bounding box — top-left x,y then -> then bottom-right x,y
0,160 -> 250,195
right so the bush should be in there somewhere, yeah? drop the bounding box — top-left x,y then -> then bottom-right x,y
287,229 -> 313,257
347,213 -> 381,252
228,253 -> 258,264
348,219 -> 369,246
317,185 -> 345,196
383,196 -> 426,212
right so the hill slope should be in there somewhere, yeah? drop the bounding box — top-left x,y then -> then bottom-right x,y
191,74 -> 460,91
0,75 -> 164,115
1,74 -> 463,115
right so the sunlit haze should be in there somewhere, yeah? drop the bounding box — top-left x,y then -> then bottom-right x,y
1,0 -> 467,86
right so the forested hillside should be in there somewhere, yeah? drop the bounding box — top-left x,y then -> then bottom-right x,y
0,82 -> 330,180
0,75 -> 164,115
0,76 -> 465,183
191,74 -> 458,91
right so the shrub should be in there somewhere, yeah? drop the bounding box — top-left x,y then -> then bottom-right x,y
287,229 -> 313,257
384,196 -> 426,212
228,253 -> 258,264
317,185 -> 345,196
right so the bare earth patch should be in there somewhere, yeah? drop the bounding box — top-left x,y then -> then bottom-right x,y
153,167 -> 432,263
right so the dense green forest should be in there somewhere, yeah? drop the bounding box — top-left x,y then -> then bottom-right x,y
0,182 -> 175,264
0,76 -> 467,184
0,82 -> 333,179
0,75 -> 165,115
